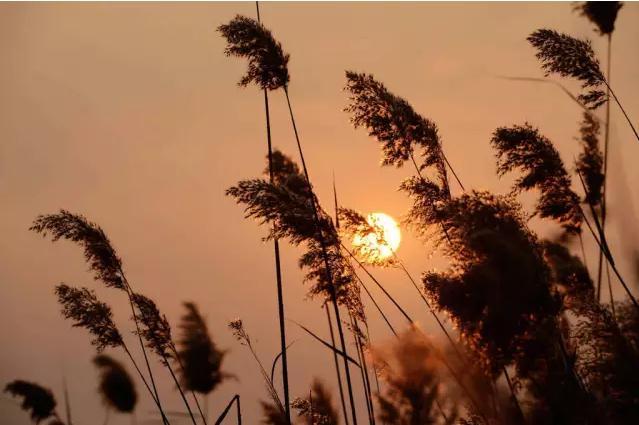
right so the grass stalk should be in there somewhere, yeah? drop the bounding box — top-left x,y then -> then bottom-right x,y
255,4 -> 292,421
325,305 -> 350,425
283,84 -> 359,425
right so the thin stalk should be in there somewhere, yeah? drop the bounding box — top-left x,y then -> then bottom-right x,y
62,375 -> 72,425
283,85 -> 358,425
169,344 -> 208,425
163,360 -> 197,425
605,82 -> 639,143
121,344 -> 170,425
350,315 -> 375,425
578,233 -> 590,277
235,395 -> 242,425
255,4 -> 291,421
342,243 -> 414,324
120,272 -> 166,424
503,367 -> 526,423
353,270 -> 398,337
606,261 -> 616,319
214,394 -> 240,425
576,170 -> 639,311
325,305 -> 350,425
395,256 -> 465,362
363,323 -> 382,395
598,33 -> 612,301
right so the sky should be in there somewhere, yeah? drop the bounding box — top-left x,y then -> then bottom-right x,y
1,2 -> 638,424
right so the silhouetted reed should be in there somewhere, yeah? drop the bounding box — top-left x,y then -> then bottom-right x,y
226,151 -> 364,321
344,71 -> 453,195
292,379 -> 339,425
220,10 -> 293,422
228,318 -> 285,418
218,15 -> 289,91
575,112 -> 604,207
574,2 -> 623,36
31,211 -> 166,420
132,293 -> 197,425
30,211 -> 125,290
177,301 -> 227,398
491,123 -> 583,234
93,355 -> 138,415
55,284 -> 123,352
528,28 -> 638,141
4,380 -> 62,424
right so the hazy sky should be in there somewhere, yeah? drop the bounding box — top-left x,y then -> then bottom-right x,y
1,2 -> 638,424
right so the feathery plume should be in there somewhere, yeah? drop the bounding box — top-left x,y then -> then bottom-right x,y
93,355 -> 137,413
30,211 -> 125,290
575,112 -> 604,207
55,284 -> 123,352
227,151 -> 364,320
177,302 -> 228,394
228,319 -> 285,418
574,2 -> 623,36
344,71 -> 450,194
4,381 -> 58,424
491,123 -> 583,234
527,29 -> 607,109
292,379 -> 339,425
421,191 -> 560,373
131,294 -> 173,359
338,207 -> 397,267
218,15 -> 290,90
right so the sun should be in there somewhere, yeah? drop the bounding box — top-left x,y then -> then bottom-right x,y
351,212 -> 401,264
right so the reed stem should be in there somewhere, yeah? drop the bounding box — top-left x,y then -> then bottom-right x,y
283,85 -> 359,425
325,305 -> 350,425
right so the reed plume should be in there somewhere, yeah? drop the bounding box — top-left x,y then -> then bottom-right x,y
30,211 -> 125,290
4,380 -> 60,424
93,355 -> 138,414
292,379 -> 339,425
218,15 -> 289,90
338,207 -> 396,267
226,151 -> 364,320
575,112 -> 604,207
491,123 -> 582,234
421,191 -> 559,373
574,2 -> 623,36
177,302 -> 228,394
228,319 -> 285,418
527,29 -> 607,109
55,284 -> 123,352
131,294 -> 174,359
344,71 -> 450,195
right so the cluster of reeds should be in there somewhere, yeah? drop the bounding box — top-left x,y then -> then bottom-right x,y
6,2 -> 639,425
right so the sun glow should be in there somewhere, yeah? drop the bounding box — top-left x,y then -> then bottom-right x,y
351,212 -> 401,264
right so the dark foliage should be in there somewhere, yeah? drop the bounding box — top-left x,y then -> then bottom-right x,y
491,123 -> 582,234
344,71 -> 450,196
527,29 -> 607,109
218,15 -> 290,90
575,112 -> 604,206
292,379 -> 339,425
131,293 -> 173,359
55,284 -> 123,352
4,380 -> 57,424
93,355 -> 137,413
421,191 -> 560,374
177,302 -> 227,394
30,211 -> 125,290
574,2 -> 624,35
543,241 -> 639,423
226,151 -> 364,320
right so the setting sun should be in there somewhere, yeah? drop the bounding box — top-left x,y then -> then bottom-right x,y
351,212 -> 401,263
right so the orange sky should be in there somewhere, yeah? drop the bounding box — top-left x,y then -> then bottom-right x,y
1,2 -> 638,424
